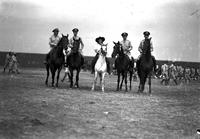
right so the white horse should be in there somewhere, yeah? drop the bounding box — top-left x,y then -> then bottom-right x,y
91,48 -> 107,92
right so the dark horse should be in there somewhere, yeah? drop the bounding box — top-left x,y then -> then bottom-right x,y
112,41 -> 134,92
137,37 -> 153,94
45,34 -> 69,87
67,43 -> 84,88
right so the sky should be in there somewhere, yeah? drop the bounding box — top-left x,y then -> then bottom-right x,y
0,0 -> 200,62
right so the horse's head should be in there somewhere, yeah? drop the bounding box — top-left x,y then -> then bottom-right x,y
100,47 -> 107,57
58,34 -> 69,49
112,41 -> 123,58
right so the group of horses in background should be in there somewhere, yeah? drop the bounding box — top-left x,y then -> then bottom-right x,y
45,34 -> 154,94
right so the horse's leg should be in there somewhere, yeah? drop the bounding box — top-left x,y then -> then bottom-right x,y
148,75 -> 151,95
50,67 -> 55,87
138,78 -> 142,93
99,73 -> 102,87
69,68 -> 73,88
61,72 -> 67,82
56,67 -> 62,87
75,68 -> 80,88
129,70 -> 133,90
140,73 -> 146,93
117,71 -> 120,91
91,71 -> 98,91
120,72 -> 124,90
67,73 -> 71,82
45,64 -> 50,86
124,72 -> 128,92
101,72 -> 105,92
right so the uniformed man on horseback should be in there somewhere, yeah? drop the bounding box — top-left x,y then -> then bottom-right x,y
49,28 -> 61,49
91,36 -> 111,74
65,28 -> 84,72
44,28 -> 61,64
136,31 -> 156,71
112,32 -> 134,70
120,32 -> 133,60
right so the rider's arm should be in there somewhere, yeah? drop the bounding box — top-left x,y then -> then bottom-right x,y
138,41 -> 143,53
49,37 -> 55,47
129,41 -> 133,51
80,37 -> 84,50
150,40 -> 153,52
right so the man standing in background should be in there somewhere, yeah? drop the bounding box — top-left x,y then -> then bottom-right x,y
3,51 -> 12,73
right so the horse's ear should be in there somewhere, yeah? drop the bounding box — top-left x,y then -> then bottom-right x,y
67,34 -> 69,38
113,41 -> 116,44
62,34 -> 64,37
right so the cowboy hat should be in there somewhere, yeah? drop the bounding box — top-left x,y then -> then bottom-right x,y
95,36 -> 105,43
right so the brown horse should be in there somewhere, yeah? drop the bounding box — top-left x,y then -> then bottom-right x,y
67,42 -> 84,88
137,37 -> 154,94
112,41 -> 134,92
45,34 -> 69,87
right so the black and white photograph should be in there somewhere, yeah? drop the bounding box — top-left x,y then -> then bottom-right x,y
0,0 -> 200,138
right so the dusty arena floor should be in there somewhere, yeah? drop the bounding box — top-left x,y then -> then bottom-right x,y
0,68 -> 200,139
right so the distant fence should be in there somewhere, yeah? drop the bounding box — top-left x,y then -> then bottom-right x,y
0,51 -> 199,69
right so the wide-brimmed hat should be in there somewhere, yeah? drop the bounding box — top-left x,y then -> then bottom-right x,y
143,31 -> 150,36
95,36 -> 105,43
121,32 -> 128,37
72,28 -> 79,32
52,28 -> 59,32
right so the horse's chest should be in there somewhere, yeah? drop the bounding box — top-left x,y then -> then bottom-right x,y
95,58 -> 107,71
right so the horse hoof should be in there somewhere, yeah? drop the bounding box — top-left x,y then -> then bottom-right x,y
74,84 -> 79,88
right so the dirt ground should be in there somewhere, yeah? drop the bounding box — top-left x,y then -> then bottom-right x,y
0,68 -> 200,139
